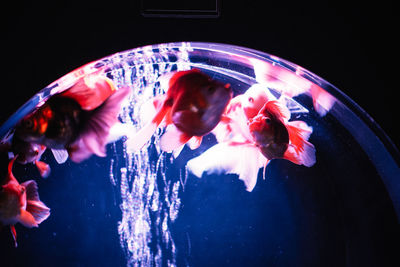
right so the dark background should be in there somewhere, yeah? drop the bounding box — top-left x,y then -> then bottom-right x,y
1,2 -> 399,266
2,1 -> 398,151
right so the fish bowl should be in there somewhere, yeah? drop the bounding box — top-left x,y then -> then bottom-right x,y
0,42 -> 399,267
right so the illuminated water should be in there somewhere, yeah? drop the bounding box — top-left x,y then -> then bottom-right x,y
0,42 -> 399,267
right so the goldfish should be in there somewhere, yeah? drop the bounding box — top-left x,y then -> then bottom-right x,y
14,75 -> 132,163
0,136 -> 50,178
0,157 -> 50,247
187,87 -> 316,192
248,100 -> 315,165
11,135 -> 50,178
128,69 -> 232,154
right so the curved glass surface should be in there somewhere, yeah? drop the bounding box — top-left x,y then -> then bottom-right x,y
1,42 -> 399,266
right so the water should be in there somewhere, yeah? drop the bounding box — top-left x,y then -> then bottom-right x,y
0,42 -> 399,267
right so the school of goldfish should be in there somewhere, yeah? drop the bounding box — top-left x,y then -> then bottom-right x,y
0,62 -> 331,247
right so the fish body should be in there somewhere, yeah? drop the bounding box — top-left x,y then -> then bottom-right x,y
0,158 -> 50,247
128,69 -> 232,154
11,135 -> 47,165
11,135 -> 50,178
14,76 -> 131,163
248,100 -> 290,159
15,96 -> 83,149
168,70 -> 232,136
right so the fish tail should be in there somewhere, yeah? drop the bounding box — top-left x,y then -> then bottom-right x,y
69,86 -> 131,162
18,209 -> 39,228
310,84 -> 336,116
187,136 -> 203,150
159,124 -> 192,153
61,76 -> 117,110
126,103 -> 170,153
21,180 -> 51,224
262,100 -> 291,122
6,157 -> 18,183
284,121 -> 316,167
187,142 -> 266,192
262,159 -> 270,180
35,160 -> 51,178
10,225 -> 17,247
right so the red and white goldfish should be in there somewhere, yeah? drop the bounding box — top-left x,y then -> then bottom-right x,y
14,75 -> 131,163
0,157 -> 50,247
128,69 -> 232,154
248,100 -> 315,166
188,87 -> 315,192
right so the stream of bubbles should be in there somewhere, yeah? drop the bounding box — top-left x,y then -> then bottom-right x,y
106,44 -> 193,267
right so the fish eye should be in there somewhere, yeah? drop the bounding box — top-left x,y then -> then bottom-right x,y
23,119 -> 34,129
207,86 -> 216,93
248,97 -> 254,103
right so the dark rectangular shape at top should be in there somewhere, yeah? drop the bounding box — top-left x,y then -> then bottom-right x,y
141,0 -> 220,18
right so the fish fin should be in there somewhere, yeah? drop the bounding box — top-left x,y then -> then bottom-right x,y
20,180 -> 50,225
262,159 -> 271,180
251,58 -> 311,97
310,84 -> 335,116
250,58 -> 277,84
227,94 -> 243,111
164,108 -> 173,125
51,149 -> 69,164
160,125 -> 192,153
67,141 -> 93,163
18,209 -> 38,228
70,86 -> 131,162
188,136 -> 203,150
263,100 -> 291,121
284,121 -> 316,167
26,200 -> 51,224
125,122 -> 157,153
187,143 -> 266,192
106,122 -> 134,144
172,145 -> 185,158
126,103 -> 171,153
284,141 -> 316,167
61,76 -> 116,110
149,95 -> 173,126
6,157 -> 18,183
157,71 -> 176,90
152,95 -> 166,111
286,121 -> 313,152
212,122 -> 232,143
139,95 -> 166,125
21,180 -> 40,202
35,161 -> 51,178
10,225 -> 17,247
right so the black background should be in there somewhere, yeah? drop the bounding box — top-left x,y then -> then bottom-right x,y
1,1 -> 399,266
2,2 -> 398,147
